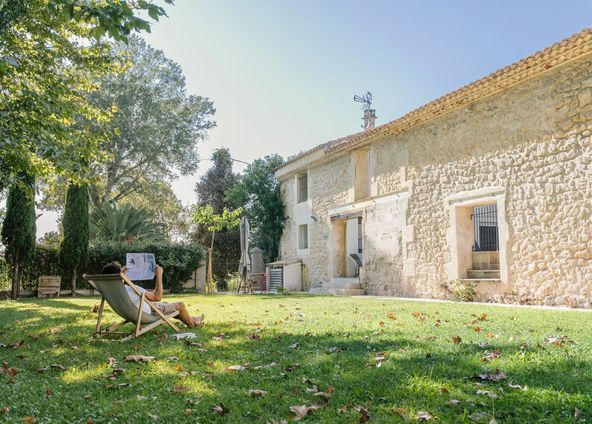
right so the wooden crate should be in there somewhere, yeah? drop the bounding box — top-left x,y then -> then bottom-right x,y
38,275 -> 61,298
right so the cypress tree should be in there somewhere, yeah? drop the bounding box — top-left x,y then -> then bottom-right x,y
60,184 -> 89,297
1,174 -> 36,299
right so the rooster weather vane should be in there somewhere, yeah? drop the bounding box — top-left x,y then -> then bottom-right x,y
353,91 -> 373,110
353,91 -> 376,129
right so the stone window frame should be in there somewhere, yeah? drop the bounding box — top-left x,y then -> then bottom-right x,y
444,187 -> 509,283
296,172 -> 308,203
298,224 -> 309,250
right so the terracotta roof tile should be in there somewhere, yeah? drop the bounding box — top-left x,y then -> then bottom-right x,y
278,28 -> 592,172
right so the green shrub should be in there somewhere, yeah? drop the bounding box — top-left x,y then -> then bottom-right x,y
20,241 -> 204,293
87,241 -> 204,293
450,279 -> 476,302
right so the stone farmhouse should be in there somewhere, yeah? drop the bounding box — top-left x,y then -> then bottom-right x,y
275,29 -> 592,307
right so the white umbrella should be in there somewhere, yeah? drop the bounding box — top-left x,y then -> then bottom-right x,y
238,216 -> 251,292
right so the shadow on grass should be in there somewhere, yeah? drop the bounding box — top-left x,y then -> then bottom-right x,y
0,299 -> 590,423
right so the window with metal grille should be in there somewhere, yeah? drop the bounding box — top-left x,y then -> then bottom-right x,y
472,204 -> 499,251
297,173 -> 308,203
298,224 -> 308,249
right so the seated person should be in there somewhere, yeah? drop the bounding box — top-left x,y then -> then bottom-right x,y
102,261 -> 204,328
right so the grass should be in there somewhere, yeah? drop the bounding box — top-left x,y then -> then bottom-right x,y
0,294 -> 591,423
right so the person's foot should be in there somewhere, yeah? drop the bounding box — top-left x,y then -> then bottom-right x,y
192,314 -> 205,327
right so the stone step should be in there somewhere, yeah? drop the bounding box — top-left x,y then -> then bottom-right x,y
326,287 -> 366,296
467,269 -> 500,279
326,281 -> 363,289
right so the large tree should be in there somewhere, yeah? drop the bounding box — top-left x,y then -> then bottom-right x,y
0,0 -> 173,189
227,154 -> 286,262
1,174 -> 36,299
88,35 -> 216,207
60,184 -> 89,297
194,148 -> 241,286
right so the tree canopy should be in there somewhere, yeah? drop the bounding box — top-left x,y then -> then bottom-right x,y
89,35 -> 216,207
1,174 -> 36,298
0,0 -> 173,189
227,154 -> 286,262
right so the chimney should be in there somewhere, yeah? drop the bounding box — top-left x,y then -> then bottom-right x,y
362,108 -> 376,130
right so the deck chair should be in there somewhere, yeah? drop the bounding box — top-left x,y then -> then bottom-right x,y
83,273 -> 180,340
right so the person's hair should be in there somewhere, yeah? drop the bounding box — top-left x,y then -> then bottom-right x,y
102,261 -> 122,274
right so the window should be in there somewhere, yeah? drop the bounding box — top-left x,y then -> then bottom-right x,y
353,149 -> 369,200
472,205 -> 499,251
297,173 -> 308,203
298,224 -> 308,250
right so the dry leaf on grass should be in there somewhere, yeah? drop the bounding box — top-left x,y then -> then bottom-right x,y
225,365 -> 246,371
107,357 -> 117,368
213,333 -> 226,340
452,336 -> 462,344
211,404 -> 229,415
387,312 -> 396,320
476,389 -> 498,398
248,389 -> 268,397
0,407 -> 8,414
173,385 -> 190,393
416,411 -> 433,421
22,417 -> 36,423
288,343 -> 299,350
1,362 -> 17,377
508,383 -> 528,391
476,370 -> 507,382
290,405 -> 311,421
354,405 -> 370,423
248,333 -> 261,340
447,399 -> 461,405
184,409 -> 192,416
125,355 -> 155,363
391,407 -> 408,417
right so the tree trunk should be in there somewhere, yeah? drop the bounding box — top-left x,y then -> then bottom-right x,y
207,230 -> 215,293
71,268 -> 77,297
10,255 -> 19,300
17,265 -> 24,298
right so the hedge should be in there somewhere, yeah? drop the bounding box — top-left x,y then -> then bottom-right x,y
15,241 -> 204,293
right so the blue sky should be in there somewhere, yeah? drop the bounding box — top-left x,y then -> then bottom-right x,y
36,0 -> 592,235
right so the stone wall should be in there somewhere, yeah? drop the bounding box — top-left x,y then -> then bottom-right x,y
279,55 -> 592,307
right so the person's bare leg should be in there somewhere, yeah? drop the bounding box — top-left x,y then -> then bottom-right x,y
173,302 -> 197,328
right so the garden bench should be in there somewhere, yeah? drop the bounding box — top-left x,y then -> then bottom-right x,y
37,275 -> 61,298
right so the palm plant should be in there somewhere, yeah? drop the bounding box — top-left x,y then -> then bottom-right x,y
90,202 -> 163,243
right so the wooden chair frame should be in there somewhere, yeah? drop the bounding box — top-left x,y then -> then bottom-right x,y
93,273 -> 180,340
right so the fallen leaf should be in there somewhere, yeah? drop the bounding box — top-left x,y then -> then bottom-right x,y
476,370 -> 507,382
391,407 -> 408,417
83,394 -> 92,400
447,399 -> 461,405
387,312 -> 396,320
46,389 -> 53,396
248,389 -> 268,397
36,367 -> 49,373
480,350 -> 501,362
289,343 -> 299,350
22,417 -> 36,423
213,333 -> 226,340
478,313 -> 488,321
508,383 -> 527,391
225,365 -> 246,371
378,321 -> 385,327
290,405 -> 310,421
0,407 -> 8,414
147,413 -> 159,420
324,346 -> 343,353
337,405 -> 349,414
575,407 -> 582,419
452,336 -> 462,344
125,355 -> 155,363
354,405 -> 370,423
173,385 -> 189,393
248,333 -> 261,340
440,387 -> 449,394
50,364 -> 66,371
486,332 -> 494,338
211,404 -> 229,415
416,411 -> 433,421
107,357 -> 117,368
184,409 -> 192,416
476,389 -> 498,398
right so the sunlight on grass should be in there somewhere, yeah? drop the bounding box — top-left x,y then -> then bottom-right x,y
0,295 -> 590,422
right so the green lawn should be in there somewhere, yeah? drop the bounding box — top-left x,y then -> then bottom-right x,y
0,294 -> 590,423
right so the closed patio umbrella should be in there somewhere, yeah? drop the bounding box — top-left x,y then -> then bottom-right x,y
238,216 -> 251,292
